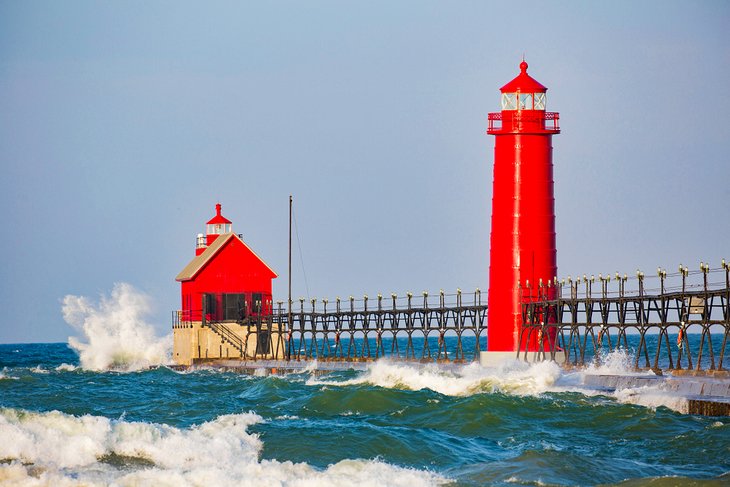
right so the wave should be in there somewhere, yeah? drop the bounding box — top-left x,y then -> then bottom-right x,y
0,370 -> 18,381
0,408 -> 447,487
309,360 -> 563,397
55,363 -> 78,372
307,353 -> 695,413
63,283 -> 171,371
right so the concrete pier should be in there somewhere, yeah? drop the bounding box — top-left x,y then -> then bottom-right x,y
581,371 -> 730,416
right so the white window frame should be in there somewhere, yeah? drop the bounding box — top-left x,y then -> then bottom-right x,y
501,93 -> 517,110
534,93 -> 546,110
518,93 -> 533,110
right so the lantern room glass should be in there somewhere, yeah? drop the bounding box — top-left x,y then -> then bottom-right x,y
534,93 -> 546,110
501,93 -> 517,110
501,92 -> 547,111
208,224 -> 229,234
518,93 -> 533,110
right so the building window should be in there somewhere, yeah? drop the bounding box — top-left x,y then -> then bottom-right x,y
204,293 -> 217,317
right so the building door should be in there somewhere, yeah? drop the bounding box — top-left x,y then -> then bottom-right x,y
224,294 -> 245,321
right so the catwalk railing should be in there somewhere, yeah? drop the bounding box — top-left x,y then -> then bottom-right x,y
518,263 -> 730,372
280,291 -> 487,362
176,290 -> 489,363
173,261 -> 730,371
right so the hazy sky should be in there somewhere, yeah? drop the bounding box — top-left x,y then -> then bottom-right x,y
1,1 -> 728,343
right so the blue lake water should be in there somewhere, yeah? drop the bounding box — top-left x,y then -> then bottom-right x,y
1,341 -> 728,486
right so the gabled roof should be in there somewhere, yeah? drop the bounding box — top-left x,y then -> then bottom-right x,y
175,233 -> 278,282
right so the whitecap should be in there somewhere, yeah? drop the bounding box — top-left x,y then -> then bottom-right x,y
55,363 -> 78,372
305,354 -> 706,414
0,408 -> 448,487
307,359 -> 563,397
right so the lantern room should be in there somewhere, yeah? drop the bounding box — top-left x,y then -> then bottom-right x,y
201,203 -> 233,250
499,60 -> 548,111
487,61 -> 559,134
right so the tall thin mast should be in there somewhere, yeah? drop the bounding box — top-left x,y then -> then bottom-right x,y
287,195 -> 292,359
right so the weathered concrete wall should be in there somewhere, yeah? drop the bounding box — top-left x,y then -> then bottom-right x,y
173,322 -> 285,366
582,374 -> 730,398
582,373 -> 730,416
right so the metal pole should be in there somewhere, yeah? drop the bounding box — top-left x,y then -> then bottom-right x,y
288,195 -> 293,360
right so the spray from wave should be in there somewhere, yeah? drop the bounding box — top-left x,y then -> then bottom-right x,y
63,283 -> 170,371
0,408 -> 448,487
582,348 -> 652,376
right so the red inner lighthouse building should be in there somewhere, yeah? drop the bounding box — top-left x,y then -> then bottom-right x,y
176,204 -> 277,323
484,61 -> 560,361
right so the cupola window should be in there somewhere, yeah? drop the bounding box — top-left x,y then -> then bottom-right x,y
207,223 -> 232,234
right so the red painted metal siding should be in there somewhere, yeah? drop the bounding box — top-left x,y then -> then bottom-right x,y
487,133 -> 557,351
180,237 -> 274,321
486,62 -> 559,353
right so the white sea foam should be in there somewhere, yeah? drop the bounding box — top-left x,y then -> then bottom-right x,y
308,354 -> 695,413
611,386 -> 690,414
572,349 -> 693,412
582,348 -> 652,376
55,363 -> 78,372
0,408 -> 448,487
308,359 -> 564,396
63,283 -> 171,371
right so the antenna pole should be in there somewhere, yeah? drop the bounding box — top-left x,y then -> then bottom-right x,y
287,195 -> 292,360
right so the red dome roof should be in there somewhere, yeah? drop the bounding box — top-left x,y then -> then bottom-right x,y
207,203 -> 232,225
499,61 -> 547,93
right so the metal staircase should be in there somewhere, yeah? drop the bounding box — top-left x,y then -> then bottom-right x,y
206,321 -> 244,357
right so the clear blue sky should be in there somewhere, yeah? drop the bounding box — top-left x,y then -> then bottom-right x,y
1,1 -> 728,343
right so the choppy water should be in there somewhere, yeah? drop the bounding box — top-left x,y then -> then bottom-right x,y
0,284 -> 728,486
1,343 -> 729,487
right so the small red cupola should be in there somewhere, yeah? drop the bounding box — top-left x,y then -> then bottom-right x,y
205,203 -> 233,247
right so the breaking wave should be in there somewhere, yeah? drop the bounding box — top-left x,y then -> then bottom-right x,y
63,283 -> 170,371
308,354 -> 695,413
0,408 -> 447,487
308,360 -> 564,396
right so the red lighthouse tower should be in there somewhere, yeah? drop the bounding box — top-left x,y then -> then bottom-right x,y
483,61 -> 560,362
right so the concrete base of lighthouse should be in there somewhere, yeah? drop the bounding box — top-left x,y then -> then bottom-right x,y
480,351 -> 566,367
